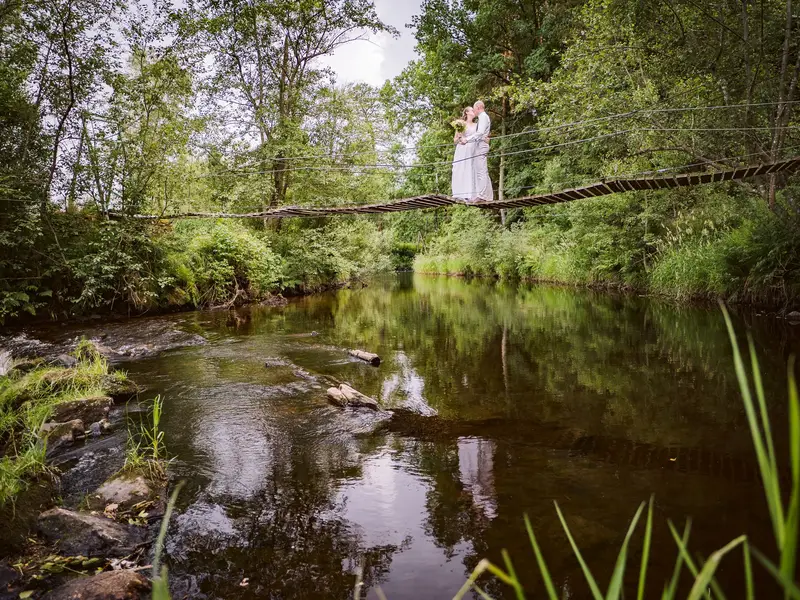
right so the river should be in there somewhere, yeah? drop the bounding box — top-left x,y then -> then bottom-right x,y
13,274 -> 800,598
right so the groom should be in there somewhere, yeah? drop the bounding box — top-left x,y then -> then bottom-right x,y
464,100 -> 493,202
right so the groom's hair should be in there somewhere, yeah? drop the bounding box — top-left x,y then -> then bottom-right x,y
474,100 -> 485,111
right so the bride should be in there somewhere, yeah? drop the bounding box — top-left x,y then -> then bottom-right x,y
451,106 -> 477,200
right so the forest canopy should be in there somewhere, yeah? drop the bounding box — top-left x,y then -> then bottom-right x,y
1,0 -> 799,322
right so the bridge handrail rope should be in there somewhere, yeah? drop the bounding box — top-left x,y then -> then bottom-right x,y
111,155 -> 800,220
200,100 -> 800,175
191,125 -> 800,179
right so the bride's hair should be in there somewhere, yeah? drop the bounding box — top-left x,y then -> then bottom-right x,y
461,107 -> 473,121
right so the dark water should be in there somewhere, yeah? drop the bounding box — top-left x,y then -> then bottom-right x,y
110,275 -> 797,599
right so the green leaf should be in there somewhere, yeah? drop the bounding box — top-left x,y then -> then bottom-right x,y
606,501 -> 645,600
555,501 -> 603,600
686,535 -> 745,600
637,496 -> 654,600
524,514 -> 558,600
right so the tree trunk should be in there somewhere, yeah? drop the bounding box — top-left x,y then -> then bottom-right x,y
499,95 -> 507,227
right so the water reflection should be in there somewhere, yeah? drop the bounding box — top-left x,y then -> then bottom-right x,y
116,274 -> 798,599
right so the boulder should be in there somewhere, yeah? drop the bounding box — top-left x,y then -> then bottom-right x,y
327,387 -> 347,407
92,474 -> 153,511
40,419 -> 85,447
51,396 -> 112,425
101,377 -> 141,403
786,310 -> 800,321
43,569 -> 150,600
38,508 -> 145,557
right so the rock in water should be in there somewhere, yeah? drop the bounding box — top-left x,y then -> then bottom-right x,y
38,508 -> 144,557
93,474 -> 153,510
0,349 -> 10,377
787,310 -> 800,321
327,387 -> 347,407
339,384 -> 379,409
43,570 -> 150,600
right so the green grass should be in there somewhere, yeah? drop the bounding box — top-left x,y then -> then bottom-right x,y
0,340 -> 128,505
122,394 -> 168,482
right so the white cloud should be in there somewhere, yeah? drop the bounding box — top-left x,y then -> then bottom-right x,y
318,0 -> 422,87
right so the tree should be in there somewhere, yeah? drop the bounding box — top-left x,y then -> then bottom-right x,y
179,0 -> 397,208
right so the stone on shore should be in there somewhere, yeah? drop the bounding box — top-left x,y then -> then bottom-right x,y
38,508 -> 145,557
92,474 -> 154,511
43,569 -> 150,600
51,396 -> 113,425
41,420 -> 85,454
101,377 -> 141,403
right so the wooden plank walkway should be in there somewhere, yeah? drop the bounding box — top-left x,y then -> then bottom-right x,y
116,156 -> 800,220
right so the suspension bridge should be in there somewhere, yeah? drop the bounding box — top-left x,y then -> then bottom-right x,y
105,101 -> 800,220
117,155 -> 800,220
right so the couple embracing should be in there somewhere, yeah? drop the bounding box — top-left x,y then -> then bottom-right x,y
451,100 -> 493,202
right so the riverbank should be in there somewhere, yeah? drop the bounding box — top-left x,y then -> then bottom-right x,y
412,197 -> 800,312
0,342 -> 168,599
0,213 -> 396,327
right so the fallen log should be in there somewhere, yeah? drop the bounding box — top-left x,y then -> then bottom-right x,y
348,349 -> 381,366
326,384 -> 378,410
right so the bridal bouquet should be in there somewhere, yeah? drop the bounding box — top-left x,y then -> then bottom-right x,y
450,118 -> 467,133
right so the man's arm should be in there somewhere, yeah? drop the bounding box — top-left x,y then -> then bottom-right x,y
467,113 -> 489,143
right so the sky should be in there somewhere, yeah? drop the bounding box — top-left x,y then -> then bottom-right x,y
319,0 -> 422,87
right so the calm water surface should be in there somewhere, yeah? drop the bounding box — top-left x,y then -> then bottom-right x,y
117,274 -> 798,599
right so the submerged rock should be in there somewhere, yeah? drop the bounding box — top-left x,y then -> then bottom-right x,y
51,396 -> 112,425
43,569 -> 150,600
38,508 -> 145,557
264,357 -> 292,368
92,474 -> 153,511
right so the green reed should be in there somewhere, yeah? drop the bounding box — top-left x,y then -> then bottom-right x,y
124,395 -> 167,481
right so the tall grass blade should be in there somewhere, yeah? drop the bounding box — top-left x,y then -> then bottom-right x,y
663,521 -> 691,600
153,480 -> 185,581
748,335 -> 778,481
686,535 -> 745,600
743,539 -> 754,600
667,520 -> 712,600
637,496 -> 654,600
782,357 -> 800,591
523,514 -> 558,600
554,501 -> 603,600
501,549 -> 525,600
720,305 -> 785,547
605,502 -> 645,600
751,546 -> 800,600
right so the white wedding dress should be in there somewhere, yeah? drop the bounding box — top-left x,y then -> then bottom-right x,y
451,123 -> 477,200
